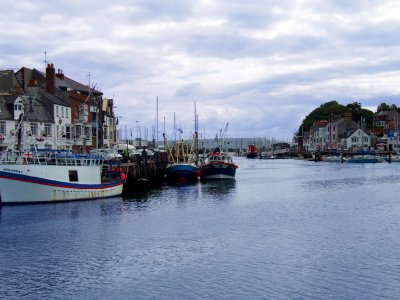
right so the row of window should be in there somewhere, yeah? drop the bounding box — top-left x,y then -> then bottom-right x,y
0,121 -> 113,141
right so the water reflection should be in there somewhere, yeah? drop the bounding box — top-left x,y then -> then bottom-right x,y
201,180 -> 236,196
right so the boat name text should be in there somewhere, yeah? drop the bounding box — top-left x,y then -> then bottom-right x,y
3,168 -> 23,174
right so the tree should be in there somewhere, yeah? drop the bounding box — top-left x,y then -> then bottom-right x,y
377,103 -> 390,112
297,100 -> 347,135
346,102 -> 362,123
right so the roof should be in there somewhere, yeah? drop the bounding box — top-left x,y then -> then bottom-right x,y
25,97 -> 53,123
0,70 -> 21,93
0,95 -> 16,120
38,90 -> 70,107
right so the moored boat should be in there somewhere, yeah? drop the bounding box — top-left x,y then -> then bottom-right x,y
163,135 -> 199,183
246,144 -> 258,158
0,112 -> 125,204
346,155 -> 385,163
200,148 -> 238,180
0,151 -> 125,204
165,163 -> 199,183
322,155 -> 345,162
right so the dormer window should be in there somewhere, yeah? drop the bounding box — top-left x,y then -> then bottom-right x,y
14,103 -> 23,111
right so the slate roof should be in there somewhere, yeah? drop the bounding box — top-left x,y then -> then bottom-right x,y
0,95 -> 16,120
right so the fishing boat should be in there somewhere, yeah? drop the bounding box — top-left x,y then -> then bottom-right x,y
0,114 -> 125,204
163,134 -> 199,183
200,148 -> 238,180
246,144 -> 258,158
200,123 -> 238,180
0,150 -> 125,204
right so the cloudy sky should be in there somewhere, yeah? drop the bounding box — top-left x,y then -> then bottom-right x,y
1,0 -> 400,141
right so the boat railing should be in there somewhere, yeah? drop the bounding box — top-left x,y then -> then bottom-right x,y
0,150 -> 104,167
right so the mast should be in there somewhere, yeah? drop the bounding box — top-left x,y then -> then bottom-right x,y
194,102 -> 199,164
156,96 -> 159,143
173,112 -> 176,142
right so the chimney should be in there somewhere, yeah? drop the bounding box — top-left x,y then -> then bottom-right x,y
28,80 -> 37,87
46,63 -> 55,95
56,69 -> 65,80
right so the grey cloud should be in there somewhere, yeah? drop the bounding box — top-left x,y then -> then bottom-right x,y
175,83 -> 201,98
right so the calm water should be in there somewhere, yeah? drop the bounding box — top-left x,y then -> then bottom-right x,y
1,157 -> 400,299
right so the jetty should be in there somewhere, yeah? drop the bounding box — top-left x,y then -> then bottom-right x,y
116,150 -> 169,191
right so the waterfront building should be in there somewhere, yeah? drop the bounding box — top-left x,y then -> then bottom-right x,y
340,128 -> 371,152
0,64 -> 118,153
326,113 -> 359,151
373,110 -> 400,152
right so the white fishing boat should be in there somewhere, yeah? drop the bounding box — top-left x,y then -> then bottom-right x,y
0,151 -> 125,204
0,113 -> 125,204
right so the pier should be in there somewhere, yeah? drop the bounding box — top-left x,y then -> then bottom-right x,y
116,151 -> 169,191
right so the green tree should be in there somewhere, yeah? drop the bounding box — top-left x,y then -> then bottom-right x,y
297,100 -> 374,135
346,102 -> 362,123
297,100 -> 347,135
377,102 -> 390,112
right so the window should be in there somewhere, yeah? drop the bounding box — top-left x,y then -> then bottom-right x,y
376,120 -> 385,126
56,125 -> 59,139
0,121 -> 5,134
66,108 -> 69,118
75,125 -> 82,138
14,103 -> 23,111
61,107 -> 64,117
103,126 -> 108,139
44,124 -> 51,136
45,144 -> 52,150
30,123 -> 38,136
56,106 -> 59,116
351,137 -> 358,143
69,170 -> 78,182
65,125 -> 71,139
84,126 -> 91,138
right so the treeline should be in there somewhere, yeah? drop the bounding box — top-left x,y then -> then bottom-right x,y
297,101 -> 400,135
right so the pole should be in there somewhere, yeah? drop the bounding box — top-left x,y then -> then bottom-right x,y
156,96 -> 159,142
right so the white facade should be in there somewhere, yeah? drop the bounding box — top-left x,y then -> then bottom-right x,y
341,129 -> 371,151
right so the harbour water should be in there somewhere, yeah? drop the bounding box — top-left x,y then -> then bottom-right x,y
1,157 -> 400,299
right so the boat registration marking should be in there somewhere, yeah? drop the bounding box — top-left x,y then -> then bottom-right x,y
2,168 -> 23,174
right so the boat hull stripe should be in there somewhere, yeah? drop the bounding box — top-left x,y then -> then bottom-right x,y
0,171 -> 122,189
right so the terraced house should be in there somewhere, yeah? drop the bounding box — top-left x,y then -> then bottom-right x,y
0,64 -> 118,152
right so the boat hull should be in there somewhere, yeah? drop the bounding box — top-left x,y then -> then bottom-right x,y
200,163 -> 237,180
347,156 -> 385,163
0,164 -> 123,203
165,164 -> 199,183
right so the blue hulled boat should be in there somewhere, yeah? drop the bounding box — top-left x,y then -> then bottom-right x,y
165,163 -> 199,183
163,135 -> 200,184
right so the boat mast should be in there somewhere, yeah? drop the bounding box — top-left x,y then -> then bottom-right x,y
156,96 -> 159,143
194,102 -> 199,165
